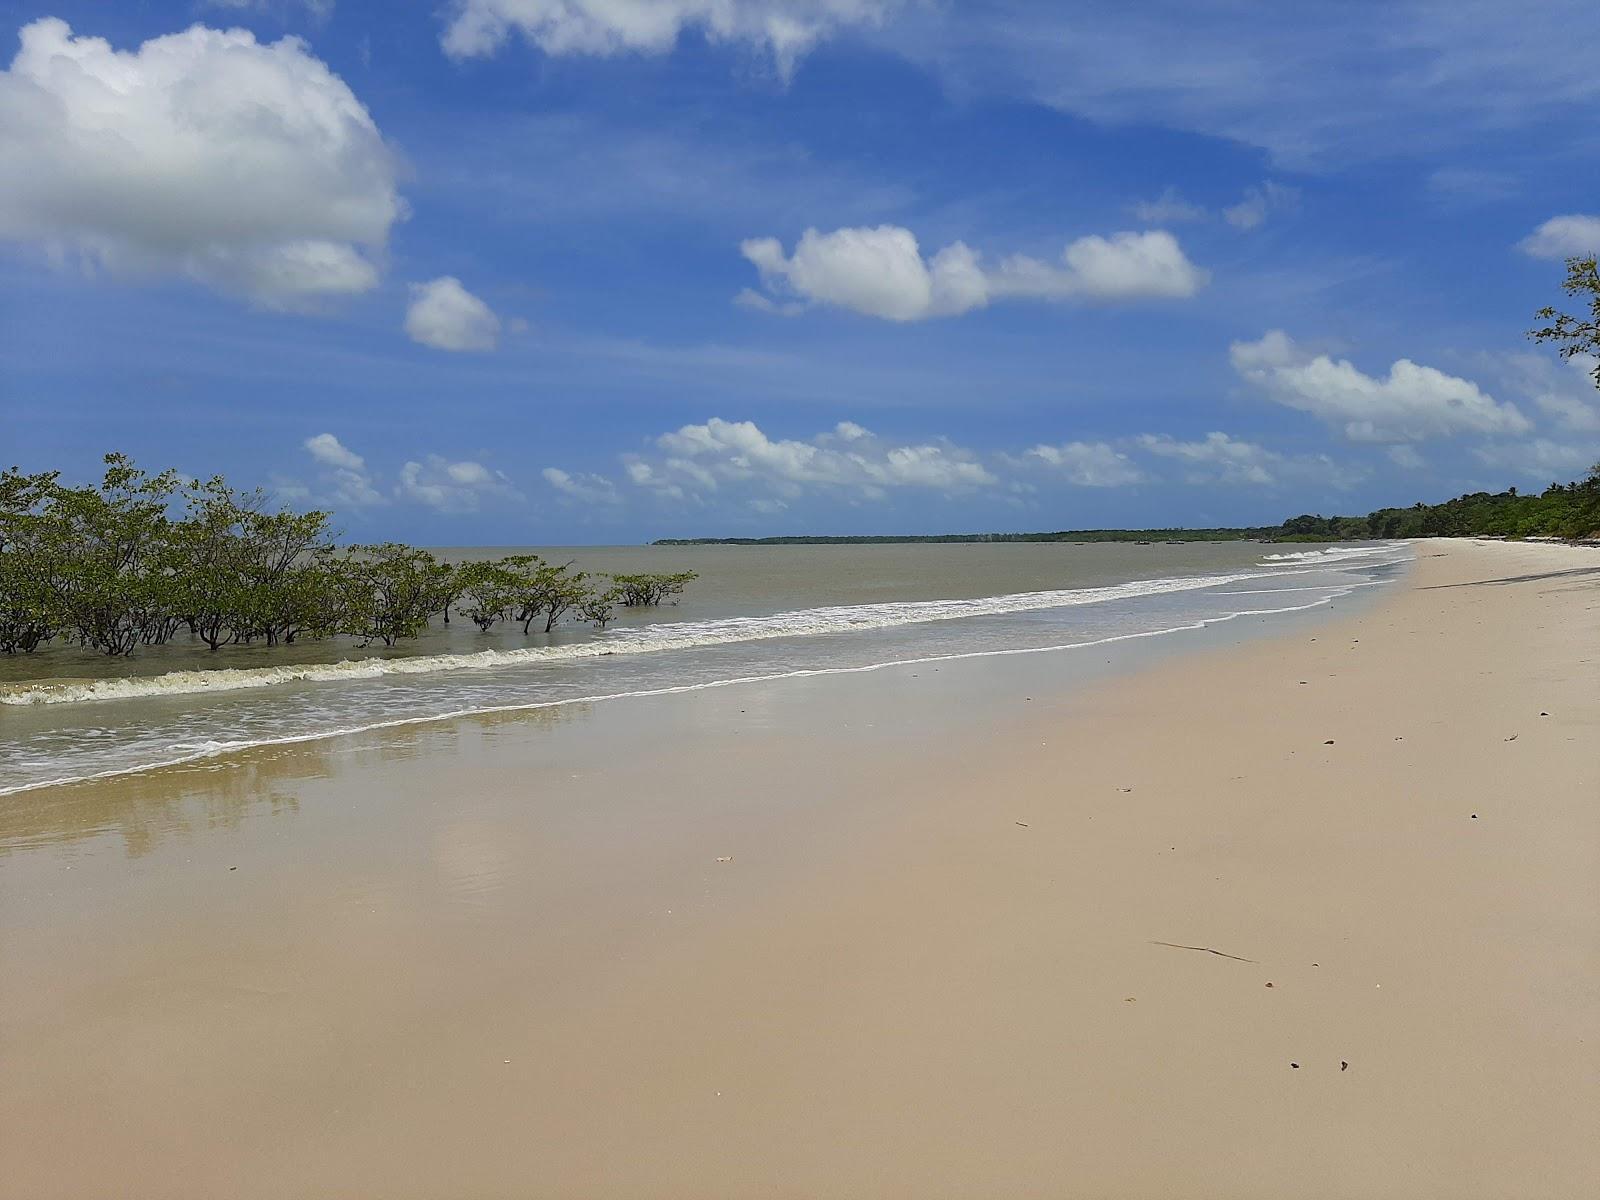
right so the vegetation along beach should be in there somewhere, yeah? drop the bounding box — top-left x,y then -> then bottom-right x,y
3,3 -> 1599,1197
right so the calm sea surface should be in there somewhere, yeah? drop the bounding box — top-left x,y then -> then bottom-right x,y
0,541 -> 1411,795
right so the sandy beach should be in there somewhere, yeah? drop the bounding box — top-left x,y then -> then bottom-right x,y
1,538 -> 1596,1199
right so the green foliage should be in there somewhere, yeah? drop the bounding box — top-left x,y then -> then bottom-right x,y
165,476 -> 261,651
233,510 -> 338,645
454,557 -> 628,633
1530,256 -> 1600,388
610,571 -> 697,606
512,558 -> 591,634
0,467 -> 62,653
333,544 -> 456,647
453,559 -> 521,631
577,586 -> 621,629
1275,467 -> 1600,542
45,454 -> 181,656
0,454 -> 706,661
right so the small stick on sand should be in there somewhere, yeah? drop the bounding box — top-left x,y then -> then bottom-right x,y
1149,941 -> 1259,964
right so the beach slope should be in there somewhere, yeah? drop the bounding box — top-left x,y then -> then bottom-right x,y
0,539 -> 1595,1198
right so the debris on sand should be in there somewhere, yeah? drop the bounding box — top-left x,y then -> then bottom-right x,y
1149,941 -> 1258,964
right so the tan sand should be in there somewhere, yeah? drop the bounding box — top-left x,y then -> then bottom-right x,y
1,539 -> 1596,1198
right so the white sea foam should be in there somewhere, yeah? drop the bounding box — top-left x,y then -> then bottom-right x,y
0,586 -> 1368,797
1,556 -> 1402,708
1260,545 -> 1392,564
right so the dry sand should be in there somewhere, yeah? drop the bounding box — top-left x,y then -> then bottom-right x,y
1,538 -> 1596,1198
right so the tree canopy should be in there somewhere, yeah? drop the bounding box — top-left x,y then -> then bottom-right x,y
0,455 -> 697,657
1531,255 -> 1600,388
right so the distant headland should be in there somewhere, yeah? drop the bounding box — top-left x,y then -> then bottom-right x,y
654,474 -> 1600,545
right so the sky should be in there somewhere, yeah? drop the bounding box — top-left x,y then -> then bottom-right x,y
2,0 -> 1598,543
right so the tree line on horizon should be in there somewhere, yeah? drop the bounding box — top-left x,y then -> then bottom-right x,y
656,465 -> 1600,546
0,457 -> 695,657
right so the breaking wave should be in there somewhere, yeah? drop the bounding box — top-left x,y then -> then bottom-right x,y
0,589 -> 1382,798
0,542 -> 1416,797
1259,545 -> 1395,564
0,560 -> 1369,708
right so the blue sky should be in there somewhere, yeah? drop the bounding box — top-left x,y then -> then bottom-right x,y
2,0 -> 1599,542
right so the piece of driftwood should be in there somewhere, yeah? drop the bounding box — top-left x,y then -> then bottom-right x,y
1148,941 -> 1259,964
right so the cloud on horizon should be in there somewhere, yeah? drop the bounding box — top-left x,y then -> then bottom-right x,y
398,455 -> 523,512
1024,441 -> 1145,487
1231,331 -> 1531,443
291,435 -> 521,513
624,417 -> 997,506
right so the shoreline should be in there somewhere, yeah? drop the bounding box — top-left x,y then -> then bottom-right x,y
1,539 -> 1596,1198
0,543 -> 1402,796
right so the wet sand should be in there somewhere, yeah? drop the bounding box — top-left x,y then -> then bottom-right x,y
1,539 -> 1596,1198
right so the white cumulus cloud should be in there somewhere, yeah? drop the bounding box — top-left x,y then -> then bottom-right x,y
440,0 -> 893,77
1136,432 -> 1281,486
1537,356 -> 1600,432
1230,330 -> 1530,443
542,467 -> 621,504
628,417 -> 995,501
304,432 -> 365,472
0,18 -> 403,309
1132,432 -> 1363,490
301,433 -> 383,506
1499,351 -> 1600,433
399,456 -> 522,512
740,225 -> 1205,321
1025,441 -> 1144,486
291,438 -> 526,512
405,277 -> 502,351
1519,214 -> 1600,259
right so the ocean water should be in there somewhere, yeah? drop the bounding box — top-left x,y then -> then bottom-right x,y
0,541 -> 1411,795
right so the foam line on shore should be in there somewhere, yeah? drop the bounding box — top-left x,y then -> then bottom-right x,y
0,586 -> 1373,798
0,552 -> 1408,708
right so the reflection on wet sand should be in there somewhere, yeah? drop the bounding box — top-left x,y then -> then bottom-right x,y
0,749 -> 318,858
0,699 -> 588,859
